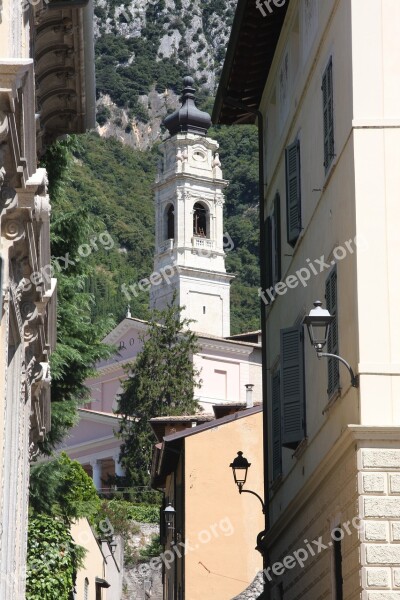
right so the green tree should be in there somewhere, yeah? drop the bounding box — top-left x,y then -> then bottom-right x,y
29,453 -> 101,523
27,456 -> 99,600
118,295 -> 201,487
39,136 -> 115,454
26,515 -> 85,600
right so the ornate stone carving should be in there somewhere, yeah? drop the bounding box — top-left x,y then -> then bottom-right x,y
28,442 -> 40,463
3,218 -> 24,241
0,112 -> 8,142
0,187 -> 17,213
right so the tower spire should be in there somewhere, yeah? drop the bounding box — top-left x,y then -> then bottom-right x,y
150,77 -> 233,338
164,76 -> 212,137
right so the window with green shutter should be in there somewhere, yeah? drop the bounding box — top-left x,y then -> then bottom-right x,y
326,267 -> 339,395
322,57 -> 334,170
273,193 -> 281,284
265,215 -> 273,291
280,325 -> 306,449
272,370 -> 282,480
285,140 -> 301,247
265,194 -> 282,293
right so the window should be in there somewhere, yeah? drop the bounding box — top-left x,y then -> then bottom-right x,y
166,204 -> 175,240
280,325 -> 306,449
333,533 -> 343,599
285,140 -> 301,247
326,267 -> 339,395
266,194 -> 282,291
322,57 -> 334,170
271,370 -> 282,480
193,202 -> 208,237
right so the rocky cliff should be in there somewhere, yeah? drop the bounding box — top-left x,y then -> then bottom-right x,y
94,0 -> 237,148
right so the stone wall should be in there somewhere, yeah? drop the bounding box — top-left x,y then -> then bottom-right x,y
360,447 -> 400,597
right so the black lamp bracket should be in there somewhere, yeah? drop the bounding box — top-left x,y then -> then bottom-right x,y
239,487 -> 266,514
316,351 -> 359,388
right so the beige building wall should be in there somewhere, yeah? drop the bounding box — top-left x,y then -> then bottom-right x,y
259,0 -> 400,598
71,519 -> 106,600
184,411 -> 263,599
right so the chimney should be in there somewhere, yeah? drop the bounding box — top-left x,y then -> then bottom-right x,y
245,384 -> 254,408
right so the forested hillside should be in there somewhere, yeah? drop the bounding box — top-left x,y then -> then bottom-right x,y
61,124 -> 259,334
58,0 -> 261,334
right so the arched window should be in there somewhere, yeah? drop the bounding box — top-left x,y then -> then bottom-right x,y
193,203 -> 208,237
165,204 -> 175,240
84,578 -> 89,600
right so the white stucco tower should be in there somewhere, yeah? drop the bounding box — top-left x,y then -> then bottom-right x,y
150,77 -> 233,337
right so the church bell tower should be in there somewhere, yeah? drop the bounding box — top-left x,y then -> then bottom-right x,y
150,77 -> 233,337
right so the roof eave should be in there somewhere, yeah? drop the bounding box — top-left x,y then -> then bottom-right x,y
212,0 -> 290,125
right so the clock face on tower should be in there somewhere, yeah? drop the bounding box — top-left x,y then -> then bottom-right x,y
192,149 -> 207,162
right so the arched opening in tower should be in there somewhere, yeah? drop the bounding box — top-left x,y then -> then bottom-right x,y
166,204 -> 175,240
193,203 -> 208,237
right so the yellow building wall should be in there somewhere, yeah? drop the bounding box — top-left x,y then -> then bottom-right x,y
184,411 -> 263,600
71,519 -> 105,600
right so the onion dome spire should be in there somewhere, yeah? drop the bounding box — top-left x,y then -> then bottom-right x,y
163,76 -> 212,137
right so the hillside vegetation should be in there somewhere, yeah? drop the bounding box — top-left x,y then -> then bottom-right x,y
62,126 -> 260,334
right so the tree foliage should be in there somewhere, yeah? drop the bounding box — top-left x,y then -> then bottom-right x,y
29,453 -> 101,523
39,136 -> 115,454
118,296 -> 201,487
26,515 -> 85,600
27,455 -> 98,600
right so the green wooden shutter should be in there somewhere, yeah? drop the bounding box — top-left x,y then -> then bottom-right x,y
280,326 -> 305,449
273,193 -> 281,284
322,57 -> 334,170
285,140 -> 301,247
266,215 -> 273,291
272,371 -> 282,479
326,267 -> 339,394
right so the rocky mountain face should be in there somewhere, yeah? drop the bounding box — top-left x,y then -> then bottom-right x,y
93,0 -> 237,148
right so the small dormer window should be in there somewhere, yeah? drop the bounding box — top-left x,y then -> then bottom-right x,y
193,203 -> 208,237
166,204 -> 175,240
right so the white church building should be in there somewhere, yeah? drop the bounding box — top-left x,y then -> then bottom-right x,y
60,78 -> 262,489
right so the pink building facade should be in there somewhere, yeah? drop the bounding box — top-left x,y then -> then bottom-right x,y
60,316 -> 262,490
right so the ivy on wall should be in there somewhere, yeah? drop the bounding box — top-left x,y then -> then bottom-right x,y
26,515 -> 85,600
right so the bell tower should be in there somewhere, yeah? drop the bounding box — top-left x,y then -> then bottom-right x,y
150,77 -> 233,337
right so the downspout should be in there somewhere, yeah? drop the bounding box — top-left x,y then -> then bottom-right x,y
223,97 -> 271,599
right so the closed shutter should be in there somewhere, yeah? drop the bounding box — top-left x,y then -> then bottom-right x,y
273,193 -> 281,284
326,268 -> 339,394
272,371 -> 282,479
285,140 -> 301,247
322,58 -> 334,169
266,215 -> 273,290
280,326 -> 305,449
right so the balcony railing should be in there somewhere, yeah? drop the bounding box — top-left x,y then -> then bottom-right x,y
192,237 -> 213,249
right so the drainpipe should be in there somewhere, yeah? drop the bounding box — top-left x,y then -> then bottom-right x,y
222,97 -> 271,599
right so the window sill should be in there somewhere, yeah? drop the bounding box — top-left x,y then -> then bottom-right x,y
270,474 -> 283,494
322,387 -> 341,415
292,437 -> 308,460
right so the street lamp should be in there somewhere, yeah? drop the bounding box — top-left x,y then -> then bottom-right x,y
164,502 -> 176,531
229,451 -> 266,555
302,300 -> 359,388
229,451 -> 250,491
229,452 -> 265,513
